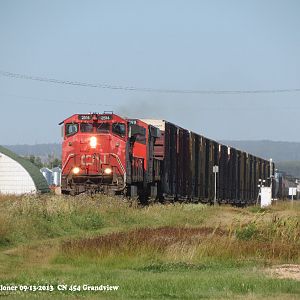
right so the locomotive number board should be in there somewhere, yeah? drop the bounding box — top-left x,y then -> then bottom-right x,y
78,115 -> 92,120
78,114 -> 113,121
98,115 -> 112,121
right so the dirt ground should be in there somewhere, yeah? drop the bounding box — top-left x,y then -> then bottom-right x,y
267,264 -> 300,281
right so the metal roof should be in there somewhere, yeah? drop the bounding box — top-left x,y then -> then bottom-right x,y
0,145 -> 50,193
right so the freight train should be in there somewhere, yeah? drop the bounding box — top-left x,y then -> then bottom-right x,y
60,112 -> 274,205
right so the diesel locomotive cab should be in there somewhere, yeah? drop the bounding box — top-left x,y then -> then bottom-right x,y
60,113 -> 127,195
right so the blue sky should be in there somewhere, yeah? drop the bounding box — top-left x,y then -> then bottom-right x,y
0,0 -> 300,144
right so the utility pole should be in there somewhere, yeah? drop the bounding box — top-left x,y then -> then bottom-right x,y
213,165 -> 219,205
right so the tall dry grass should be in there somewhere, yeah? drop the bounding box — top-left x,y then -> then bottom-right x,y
62,226 -> 225,257
61,212 -> 300,264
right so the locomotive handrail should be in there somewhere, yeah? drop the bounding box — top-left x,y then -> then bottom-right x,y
62,153 -> 76,172
101,152 -> 127,189
101,153 -> 126,175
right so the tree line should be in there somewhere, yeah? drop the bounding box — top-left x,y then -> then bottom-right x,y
25,154 -> 61,169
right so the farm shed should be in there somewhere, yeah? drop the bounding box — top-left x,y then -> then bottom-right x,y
0,145 -> 49,194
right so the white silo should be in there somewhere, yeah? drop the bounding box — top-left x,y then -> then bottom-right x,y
40,167 -> 53,185
52,167 -> 61,186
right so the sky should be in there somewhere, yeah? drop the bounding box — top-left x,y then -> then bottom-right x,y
0,0 -> 300,145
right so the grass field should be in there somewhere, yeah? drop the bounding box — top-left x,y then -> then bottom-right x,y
0,194 -> 299,299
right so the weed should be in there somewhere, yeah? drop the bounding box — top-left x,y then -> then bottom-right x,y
236,223 -> 258,241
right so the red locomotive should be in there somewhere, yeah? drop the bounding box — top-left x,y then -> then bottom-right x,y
60,112 -> 274,205
60,112 -> 160,199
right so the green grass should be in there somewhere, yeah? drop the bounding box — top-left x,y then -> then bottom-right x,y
0,194 -> 299,299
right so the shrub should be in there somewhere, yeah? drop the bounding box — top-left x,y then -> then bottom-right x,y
236,223 -> 258,241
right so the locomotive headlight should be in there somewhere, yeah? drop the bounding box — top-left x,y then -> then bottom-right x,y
90,136 -> 97,148
72,167 -> 80,174
104,167 -> 112,175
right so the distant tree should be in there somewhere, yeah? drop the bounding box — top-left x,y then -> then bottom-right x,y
51,158 -> 62,168
45,156 -> 62,169
29,155 -> 35,164
34,157 -> 43,169
26,155 -> 43,169
25,154 -> 61,169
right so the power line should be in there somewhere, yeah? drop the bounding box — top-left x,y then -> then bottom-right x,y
1,70 -> 300,94
2,92 -> 300,110
0,92 -> 115,107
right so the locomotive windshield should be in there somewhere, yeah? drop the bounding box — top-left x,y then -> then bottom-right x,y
80,123 -> 93,133
96,123 -> 110,133
65,123 -> 78,136
65,119 -> 126,136
78,122 -> 111,133
112,123 -> 126,137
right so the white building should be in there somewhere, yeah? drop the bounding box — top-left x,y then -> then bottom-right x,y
0,146 -> 49,195
40,167 -> 61,186
40,167 -> 53,185
52,167 -> 61,186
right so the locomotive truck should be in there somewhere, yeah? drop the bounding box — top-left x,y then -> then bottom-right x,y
60,112 -> 274,205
